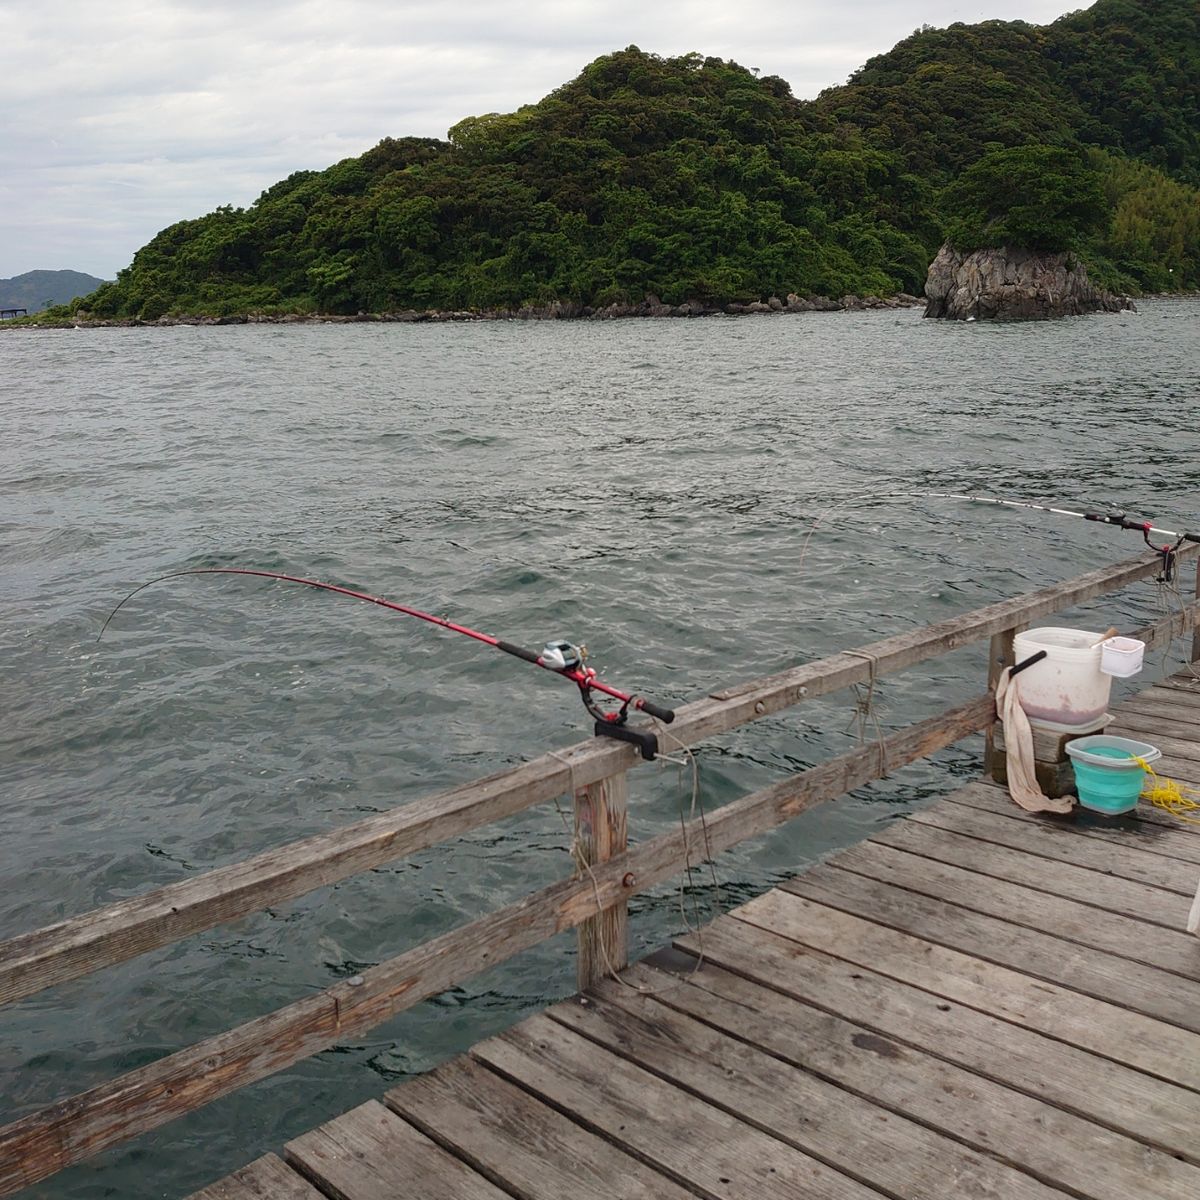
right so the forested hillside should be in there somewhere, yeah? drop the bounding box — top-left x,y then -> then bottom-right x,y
72,0 -> 1199,320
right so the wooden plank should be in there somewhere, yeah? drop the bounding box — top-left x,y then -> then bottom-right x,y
596,957 -> 1200,1199
4,551 -> 1186,1009
1193,554 -> 1200,664
1154,676 -> 1200,698
1122,687 -> 1200,717
984,627 -> 1015,782
545,986 -> 1069,1200
573,769 -> 628,991
1111,709 -> 1200,749
874,815 -> 1195,921
473,1013 -> 880,1200
285,1099 -> 507,1199
946,782 -> 1200,861
783,862 -> 1200,1031
1137,601 -> 1200,655
669,918 -> 1200,1164
385,1056 -> 697,1200
186,1154 -> 325,1199
906,797 -> 1199,895
729,888 -> 1200,1091
0,696 -> 993,1199
830,838 -> 1200,978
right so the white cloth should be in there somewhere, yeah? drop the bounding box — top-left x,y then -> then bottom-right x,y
994,669 -> 1074,814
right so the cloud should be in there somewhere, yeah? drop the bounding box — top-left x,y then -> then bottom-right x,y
0,0 -> 1078,278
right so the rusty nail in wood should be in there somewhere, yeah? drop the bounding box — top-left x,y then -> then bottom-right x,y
622,872 -> 636,888
754,701 -> 766,714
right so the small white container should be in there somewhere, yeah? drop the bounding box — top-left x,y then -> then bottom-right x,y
1100,636 -> 1145,678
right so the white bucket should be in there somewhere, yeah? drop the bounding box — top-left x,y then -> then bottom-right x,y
1100,636 -> 1145,678
1012,627 -> 1113,727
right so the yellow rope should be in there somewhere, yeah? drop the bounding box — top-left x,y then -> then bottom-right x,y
1133,755 -> 1200,825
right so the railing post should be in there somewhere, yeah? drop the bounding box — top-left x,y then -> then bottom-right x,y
984,627 -> 1016,783
573,769 -> 629,991
1193,557 -> 1200,666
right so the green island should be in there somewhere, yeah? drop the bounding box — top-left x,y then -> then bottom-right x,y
42,0 -> 1200,322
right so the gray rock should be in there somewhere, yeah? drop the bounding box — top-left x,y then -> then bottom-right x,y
924,243 -> 1135,321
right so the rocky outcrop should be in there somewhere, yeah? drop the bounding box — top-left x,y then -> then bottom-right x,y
924,243 -> 1135,320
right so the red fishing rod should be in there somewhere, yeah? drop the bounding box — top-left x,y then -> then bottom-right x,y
99,567 -> 675,759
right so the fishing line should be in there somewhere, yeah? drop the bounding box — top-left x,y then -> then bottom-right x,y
98,566 -> 675,755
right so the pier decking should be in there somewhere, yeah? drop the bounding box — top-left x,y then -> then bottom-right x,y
194,671 -> 1200,1200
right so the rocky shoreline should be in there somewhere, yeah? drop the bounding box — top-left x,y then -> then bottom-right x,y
9,292 -> 926,328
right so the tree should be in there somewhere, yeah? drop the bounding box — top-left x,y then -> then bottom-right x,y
942,144 -> 1108,251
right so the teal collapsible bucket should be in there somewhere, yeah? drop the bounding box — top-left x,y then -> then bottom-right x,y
1064,735 -> 1160,815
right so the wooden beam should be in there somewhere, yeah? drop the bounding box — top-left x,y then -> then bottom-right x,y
983,626 -> 1016,782
1193,556 -> 1200,666
4,551 -> 1194,1010
0,695 -> 992,1197
573,770 -> 629,990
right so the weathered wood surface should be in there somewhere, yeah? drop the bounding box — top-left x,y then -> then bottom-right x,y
385,1056 -> 699,1200
984,626 -> 1015,780
473,1013 -> 881,1200
284,1101 -> 509,1199
573,768 -> 628,990
669,922 -> 1200,1163
0,696 -> 993,1197
824,839 -> 1200,977
905,790 -> 1200,893
948,778 -> 1200,858
784,861 -> 1200,1030
186,1154 -> 324,1199
731,886 -> 1200,1091
1193,555 -> 1200,664
540,992 -> 1068,1200
5,551 -> 1193,1011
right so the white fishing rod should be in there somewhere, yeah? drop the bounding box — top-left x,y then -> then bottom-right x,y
921,492 -> 1200,546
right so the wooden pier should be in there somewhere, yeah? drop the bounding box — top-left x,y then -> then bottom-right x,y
3,551 -> 1200,1199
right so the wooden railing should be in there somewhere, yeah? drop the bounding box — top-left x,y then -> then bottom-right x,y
2,548 -> 1198,1196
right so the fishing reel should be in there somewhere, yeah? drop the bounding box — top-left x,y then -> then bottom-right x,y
540,639 -> 585,671
540,637 -> 664,760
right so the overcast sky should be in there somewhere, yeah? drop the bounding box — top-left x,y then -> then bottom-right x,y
1,1 -> 1081,280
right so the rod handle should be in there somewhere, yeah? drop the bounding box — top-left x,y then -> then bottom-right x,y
636,698 -> 675,723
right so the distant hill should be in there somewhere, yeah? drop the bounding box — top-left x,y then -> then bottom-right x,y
1,270 -> 109,312
64,0 -> 1200,319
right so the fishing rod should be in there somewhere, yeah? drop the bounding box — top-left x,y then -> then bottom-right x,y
922,493 -> 1200,544
99,567 -> 675,760
918,493 -> 1200,580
